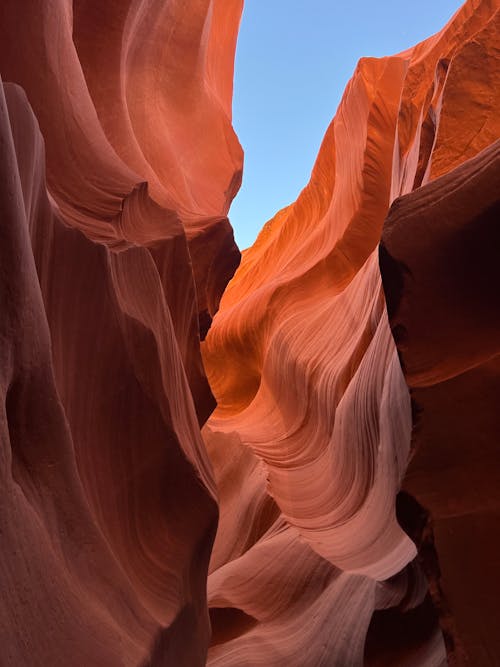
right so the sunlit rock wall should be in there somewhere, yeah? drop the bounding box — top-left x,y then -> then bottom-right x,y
0,0 -> 498,665
203,1 -> 499,664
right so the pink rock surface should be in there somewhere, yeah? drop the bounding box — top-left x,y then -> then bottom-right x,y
0,0 -> 498,665
0,1 -> 242,665
203,1 -> 499,664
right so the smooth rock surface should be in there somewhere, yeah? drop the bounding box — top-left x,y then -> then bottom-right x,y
0,0 -> 498,665
0,1 -> 242,665
203,1 -> 499,664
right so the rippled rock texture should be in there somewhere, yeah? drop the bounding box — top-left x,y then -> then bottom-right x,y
0,0 -> 499,665
0,1 -> 242,665
203,0 -> 499,665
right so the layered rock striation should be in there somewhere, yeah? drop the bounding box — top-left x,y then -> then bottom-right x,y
0,0 -> 498,665
203,0 -> 499,664
0,1 -> 242,665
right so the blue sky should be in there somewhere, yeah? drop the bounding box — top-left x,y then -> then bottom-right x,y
230,0 -> 464,249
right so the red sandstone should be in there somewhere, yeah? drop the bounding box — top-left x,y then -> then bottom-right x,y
0,1 -> 498,665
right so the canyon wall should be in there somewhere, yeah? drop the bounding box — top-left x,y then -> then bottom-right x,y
203,0 -> 499,664
0,1 -> 242,665
0,0 -> 498,665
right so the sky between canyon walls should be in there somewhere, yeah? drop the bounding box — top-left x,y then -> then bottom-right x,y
231,0 -> 465,249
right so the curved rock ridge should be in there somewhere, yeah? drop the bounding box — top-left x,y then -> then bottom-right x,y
203,0 -> 498,664
0,1 -> 242,665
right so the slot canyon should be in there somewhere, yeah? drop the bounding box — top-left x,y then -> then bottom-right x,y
0,0 -> 499,665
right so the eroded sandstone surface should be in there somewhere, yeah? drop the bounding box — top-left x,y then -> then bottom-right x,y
0,0 -> 498,665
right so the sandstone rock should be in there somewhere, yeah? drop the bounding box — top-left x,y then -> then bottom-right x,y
0,0 -> 498,664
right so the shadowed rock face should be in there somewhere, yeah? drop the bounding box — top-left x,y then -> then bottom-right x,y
0,1 -> 242,665
380,141 -> 500,665
0,1 -> 498,666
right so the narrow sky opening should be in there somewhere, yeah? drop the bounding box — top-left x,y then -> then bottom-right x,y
230,0 -> 465,250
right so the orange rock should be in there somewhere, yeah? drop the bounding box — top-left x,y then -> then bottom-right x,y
203,1 -> 499,664
0,0 -> 498,664
0,1 -> 242,665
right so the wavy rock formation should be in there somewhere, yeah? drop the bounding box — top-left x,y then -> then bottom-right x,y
0,1 -> 242,665
0,0 -> 498,665
203,0 -> 499,664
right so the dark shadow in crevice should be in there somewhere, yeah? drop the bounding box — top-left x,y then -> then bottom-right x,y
209,607 -> 258,647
